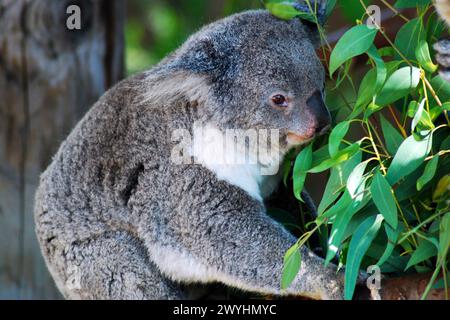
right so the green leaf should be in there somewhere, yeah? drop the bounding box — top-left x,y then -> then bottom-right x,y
417,155 -> 439,191
407,100 -> 419,118
430,75 -> 450,102
380,115 -> 404,155
386,132 -> 433,185
329,121 -> 350,157
433,175 -> 450,202
415,40 -> 438,73
329,25 -> 378,75
293,144 -> 313,201
311,144 -> 330,167
411,98 -> 426,132
281,243 -> 301,289
405,239 -> 437,270
367,45 -> 387,92
338,0 -> 371,23
394,0 -> 432,8
371,172 -> 398,229
438,213 -> 450,262
353,59 -> 402,118
375,67 -> 421,107
265,2 -> 300,20
308,143 -> 360,173
378,46 -> 395,57
318,151 -> 362,214
364,102 -> 382,119
377,223 -> 400,267
325,178 -> 369,264
344,214 -> 383,300
427,11 -> 446,44
441,135 -> 450,150
394,17 -> 426,60
346,160 -> 369,198
319,191 -> 351,221
354,68 -> 376,110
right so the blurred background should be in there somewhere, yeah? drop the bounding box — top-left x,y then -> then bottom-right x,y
0,0 -> 421,299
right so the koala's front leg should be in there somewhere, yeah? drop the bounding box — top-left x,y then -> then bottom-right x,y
148,175 -> 344,299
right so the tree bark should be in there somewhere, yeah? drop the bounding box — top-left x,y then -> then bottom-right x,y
0,0 -> 124,299
355,273 -> 449,300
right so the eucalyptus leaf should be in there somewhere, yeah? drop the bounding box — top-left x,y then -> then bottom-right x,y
417,155 -> 439,191
367,45 -> 387,92
347,160 -> 369,199
344,214 -> 383,300
386,133 -> 433,185
433,175 -> 450,202
293,144 -> 313,201
281,243 -> 301,289
377,223 -> 400,267
371,172 -> 398,229
329,25 -> 378,75
394,17 -> 426,60
354,68 -> 376,111
376,67 -> 421,107
308,143 -> 360,173
411,98 -> 426,132
430,75 -> 450,102
415,40 -> 438,73
438,213 -> 450,262
318,151 -> 362,214
405,239 -> 437,270
329,121 -> 350,157
394,0 -> 432,8
265,2 -> 300,20
325,178 -> 370,265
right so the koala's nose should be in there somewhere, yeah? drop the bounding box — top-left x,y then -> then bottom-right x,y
306,90 -> 331,134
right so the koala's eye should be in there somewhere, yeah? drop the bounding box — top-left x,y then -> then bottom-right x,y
271,94 -> 288,108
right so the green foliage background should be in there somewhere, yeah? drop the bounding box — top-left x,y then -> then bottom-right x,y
266,0 -> 449,300
126,0 -> 260,74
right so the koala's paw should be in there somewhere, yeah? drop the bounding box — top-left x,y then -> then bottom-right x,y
318,271 -> 345,300
434,37 -> 450,82
320,270 -> 370,300
321,277 -> 345,300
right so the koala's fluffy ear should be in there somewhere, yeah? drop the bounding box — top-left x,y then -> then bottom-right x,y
175,37 -> 230,78
294,0 -> 327,48
303,21 -> 323,48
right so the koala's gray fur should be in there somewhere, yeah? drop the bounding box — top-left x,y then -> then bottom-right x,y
34,10 -> 343,300
434,0 -> 450,82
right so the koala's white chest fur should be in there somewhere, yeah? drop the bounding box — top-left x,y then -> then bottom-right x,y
191,123 -> 282,202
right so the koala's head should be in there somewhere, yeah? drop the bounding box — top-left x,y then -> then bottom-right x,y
166,10 -> 331,151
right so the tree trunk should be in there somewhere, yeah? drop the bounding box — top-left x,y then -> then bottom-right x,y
0,0 -> 124,299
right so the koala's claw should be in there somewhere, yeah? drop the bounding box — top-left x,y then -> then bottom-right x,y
434,38 -> 450,82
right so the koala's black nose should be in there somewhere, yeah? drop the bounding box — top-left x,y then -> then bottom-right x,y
306,90 -> 331,134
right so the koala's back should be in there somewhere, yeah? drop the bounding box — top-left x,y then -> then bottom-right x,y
34,71 -> 177,281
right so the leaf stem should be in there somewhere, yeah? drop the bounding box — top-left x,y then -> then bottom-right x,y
379,0 -> 410,23
388,106 -> 408,138
366,123 -> 387,175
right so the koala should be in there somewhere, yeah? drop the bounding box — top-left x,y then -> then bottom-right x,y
434,0 -> 450,81
34,9 -> 344,300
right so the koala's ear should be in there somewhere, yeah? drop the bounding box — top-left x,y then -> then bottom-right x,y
293,0 -> 328,48
302,20 -> 322,48
176,37 -> 229,77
